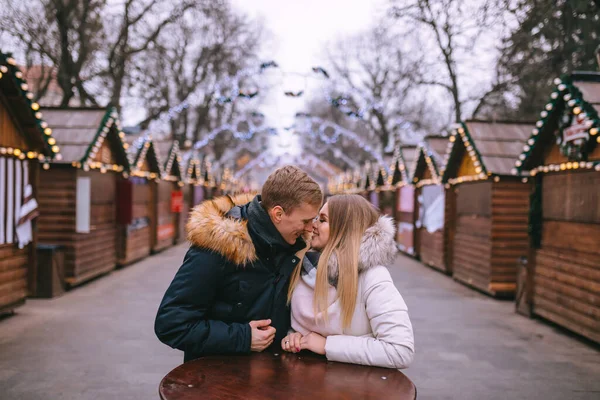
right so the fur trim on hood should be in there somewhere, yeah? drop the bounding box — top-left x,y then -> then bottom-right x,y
327,215 -> 397,282
186,193 -> 256,265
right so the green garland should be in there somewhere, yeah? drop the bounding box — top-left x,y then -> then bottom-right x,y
0,52 -> 57,159
80,107 -> 130,172
441,122 -> 488,183
515,73 -> 600,173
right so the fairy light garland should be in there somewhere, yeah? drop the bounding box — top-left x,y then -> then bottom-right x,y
441,123 -> 488,185
193,117 -> 277,151
129,136 -> 164,180
294,115 -> 389,172
67,107 -> 132,177
411,142 -> 443,188
514,74 -> 600,175
0,53 -> 60,163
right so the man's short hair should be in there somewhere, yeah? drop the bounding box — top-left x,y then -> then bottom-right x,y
261,166 -> 323,213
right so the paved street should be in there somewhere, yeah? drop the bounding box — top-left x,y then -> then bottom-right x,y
1,243 -> 599,400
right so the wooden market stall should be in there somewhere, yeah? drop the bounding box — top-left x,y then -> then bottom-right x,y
37,107 -> 130,287
375,164 -> 394,217
185,151 -> 205,207
118,135 -> 162,266
412,135 -> 453,273
155,140 -> 187,246
442,120 -> 532,298
393,145 -> 417,256
0,53 -> 57,311
515,72 -> 600,344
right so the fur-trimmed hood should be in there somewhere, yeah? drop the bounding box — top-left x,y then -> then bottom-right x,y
303,215 -> 397,285
186,193 -> 256,265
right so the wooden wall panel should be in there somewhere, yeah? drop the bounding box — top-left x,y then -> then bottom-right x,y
117,179 -> 151,266
0,244 -> 28,313
417,228 -> 446,272
451,214 -> 492,294
542,171 -> 600,224
394,186 -> 416,255
455,181 -> 492,217
37,168 -> 77,280
0,102 -> 28,149
68,171 -> 117,286
533,217 -> 600,344
153,180 -> 175,252
489,181 -> 530,297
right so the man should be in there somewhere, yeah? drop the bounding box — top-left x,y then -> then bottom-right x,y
155,165 -> 322,362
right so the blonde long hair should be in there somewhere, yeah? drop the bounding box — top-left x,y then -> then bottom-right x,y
288,194 -> 379,330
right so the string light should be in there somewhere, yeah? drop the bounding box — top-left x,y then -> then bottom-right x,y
0,52 -> 59,161
514,74 -> 599,175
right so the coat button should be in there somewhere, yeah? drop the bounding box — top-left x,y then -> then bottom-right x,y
292,259 -> 297,264
236,302 -> 243,308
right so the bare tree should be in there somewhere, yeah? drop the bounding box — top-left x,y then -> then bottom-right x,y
324,20 -> 425,155
1,0 -> 105,106
390,0 -> 505,122
101,0 -> 213,112
135,4 -> 264,149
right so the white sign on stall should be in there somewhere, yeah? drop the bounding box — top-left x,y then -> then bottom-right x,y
76,177 -> 91,233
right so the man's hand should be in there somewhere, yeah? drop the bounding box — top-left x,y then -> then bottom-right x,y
281,332 -> 303,353
249,319 -> 276,352
300,332 -> 326,355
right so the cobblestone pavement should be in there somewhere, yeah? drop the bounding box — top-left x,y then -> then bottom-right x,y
1,243 -> 599,399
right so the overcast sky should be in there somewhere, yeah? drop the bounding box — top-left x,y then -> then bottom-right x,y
231,0 -> 388,155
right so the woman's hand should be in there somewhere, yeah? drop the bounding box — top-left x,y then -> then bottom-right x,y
281,332 -> 303,353
300,332 -> 326,355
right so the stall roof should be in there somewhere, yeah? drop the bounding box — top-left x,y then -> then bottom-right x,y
516,72 -> 600,174
412,135 -> 449,184
41,107 -> 130,169
126,134 -> 163,176
154,139 -> 184,181
0,52 -> 56,158
442,120 -> 532,182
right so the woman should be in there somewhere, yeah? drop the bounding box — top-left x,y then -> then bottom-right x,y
281,194 -> 414,369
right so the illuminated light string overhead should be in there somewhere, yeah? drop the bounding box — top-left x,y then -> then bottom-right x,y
234,150 -> 338,180
147,61 -> 389,134
310,144 -> 360,169
512,75 -> 600,176
292,114 -> 391,173
192,116 -> 278,151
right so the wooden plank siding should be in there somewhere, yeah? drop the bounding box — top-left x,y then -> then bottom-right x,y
394,186 -> 416,256
117,179 -> 152,266
531,171 -> 600,344
489,180 -> 531,296
37,169 -> 119,287
0,244 -> 28,313
416,228 -> 446,272
66,170 -> 118,286
451,181 -> 493,295
37,168 -> 78,283
175,184 -> 191,244
0,102 -> 28,150
414,184 -> 450,274
0,102 -> 38,311
153,180 -> 176,253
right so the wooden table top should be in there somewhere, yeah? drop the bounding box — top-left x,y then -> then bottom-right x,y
159,352 -> 416,400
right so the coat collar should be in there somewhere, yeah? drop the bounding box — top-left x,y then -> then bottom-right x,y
186,193 -> 257,265
186,194 -> 305,266
302,216 -> 397,286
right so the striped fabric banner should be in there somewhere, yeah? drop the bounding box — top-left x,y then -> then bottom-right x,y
0,157 -> 31,246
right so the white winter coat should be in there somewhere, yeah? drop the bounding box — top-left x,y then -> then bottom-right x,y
291,216 -> 415,369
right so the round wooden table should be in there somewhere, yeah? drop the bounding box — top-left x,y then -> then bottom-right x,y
159,352 -> 416,399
